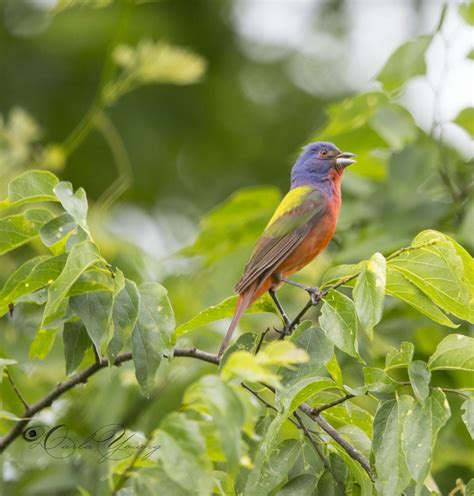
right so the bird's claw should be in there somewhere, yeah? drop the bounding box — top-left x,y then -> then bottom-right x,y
307,287 -> 323,305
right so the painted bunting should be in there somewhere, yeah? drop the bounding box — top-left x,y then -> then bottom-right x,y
218,142 -> 356,357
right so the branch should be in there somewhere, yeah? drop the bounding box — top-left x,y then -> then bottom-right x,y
5,368 -> 30,410
311,393 -> 355,415
293,411 -> 345,494
298,402 -> 374,481
0,347 -> 217,453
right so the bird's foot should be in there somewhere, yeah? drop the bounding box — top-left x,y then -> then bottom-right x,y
307,287 -> 323,305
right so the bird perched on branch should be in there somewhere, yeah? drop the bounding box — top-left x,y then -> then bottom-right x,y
218,142 -> 356,357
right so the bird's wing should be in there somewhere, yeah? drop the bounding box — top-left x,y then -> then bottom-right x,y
235,186 -> 327,294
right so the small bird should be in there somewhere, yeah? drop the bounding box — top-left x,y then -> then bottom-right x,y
218,142 -> 356,357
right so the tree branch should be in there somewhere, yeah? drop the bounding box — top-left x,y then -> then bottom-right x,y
298,403 -> 374,481
0,347 -> 217,453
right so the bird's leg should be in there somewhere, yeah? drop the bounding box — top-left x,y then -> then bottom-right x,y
268,288 -> 292,336
277,276 -> 323,305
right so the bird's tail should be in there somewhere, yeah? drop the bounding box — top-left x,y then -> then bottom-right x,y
218,289 -> 255,358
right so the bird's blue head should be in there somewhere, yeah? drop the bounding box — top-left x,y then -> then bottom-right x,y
291,142 -> 356,189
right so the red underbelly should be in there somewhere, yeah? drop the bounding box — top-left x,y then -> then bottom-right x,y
276,213 -> 337,277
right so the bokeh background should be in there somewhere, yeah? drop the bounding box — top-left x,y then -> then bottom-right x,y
0,0 -> 473,494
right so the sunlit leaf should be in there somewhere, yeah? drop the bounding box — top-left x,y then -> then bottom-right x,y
376,35 -> 432,93
459,2 -> 474,25
428,334 -> 474,371
276,376 -> 335,414
453,107 -> 474,138
221,351 -> 281,389
257,340 -> 309,367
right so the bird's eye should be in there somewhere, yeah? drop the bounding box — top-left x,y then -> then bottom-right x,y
319,149 -> 328,157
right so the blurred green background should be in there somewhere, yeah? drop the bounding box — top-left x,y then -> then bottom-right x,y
0,0 -> 473,494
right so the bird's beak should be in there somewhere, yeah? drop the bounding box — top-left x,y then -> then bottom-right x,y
335,151 -> 356,168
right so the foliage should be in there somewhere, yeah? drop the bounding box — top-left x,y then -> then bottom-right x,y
1,2 -> 473,496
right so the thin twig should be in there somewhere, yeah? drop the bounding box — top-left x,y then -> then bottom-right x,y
5,369 -> 29,410
293,411 -> 345,495
311,394 -> 355,416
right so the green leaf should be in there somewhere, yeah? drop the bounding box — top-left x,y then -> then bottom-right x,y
220,351 -> 281,388
279,322 -> 334,386
325,353 -> 344,387
107,278 -> 140,362
276,474 -> 318,496
245,436 -> 301,495
257,340 -> 309,367
54,181 -> 88,229
459,2 -> 474,25
320,262 -> 366,288
0,254 -> 67,317
363,367 -> 400,393
408,360 -> 431,402
154,413 -> 213,494
184,375 -> 245,473
369,104 -> 418,150
385,341 -> 414,370
353,252 -> 386,339
30,326 -> 60,360
173,293 -> 276,339
389,230 -> 474,323
372,396 -> 413,496
319,291 -> 361,359
376,35 -> 432,93
276,376 -> 335,414
0,209 -> 53,255
461,398 -> 474,439
70,291 -> 113,353
39,213 -> 76,248
218,332 -> 259,371
0,358 -> 17,366
181,186 -> 281,265
131,283 -> 174,394
41,240 -> 101,327
402,389 -> 450,492
468,49 -> 474,60
453,107 -> 474,138
0,410 -> 24,421
63,321 -> 91,375
386,267 -> 458,328
0,170 -> 59,211
428,334 -> 474,371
